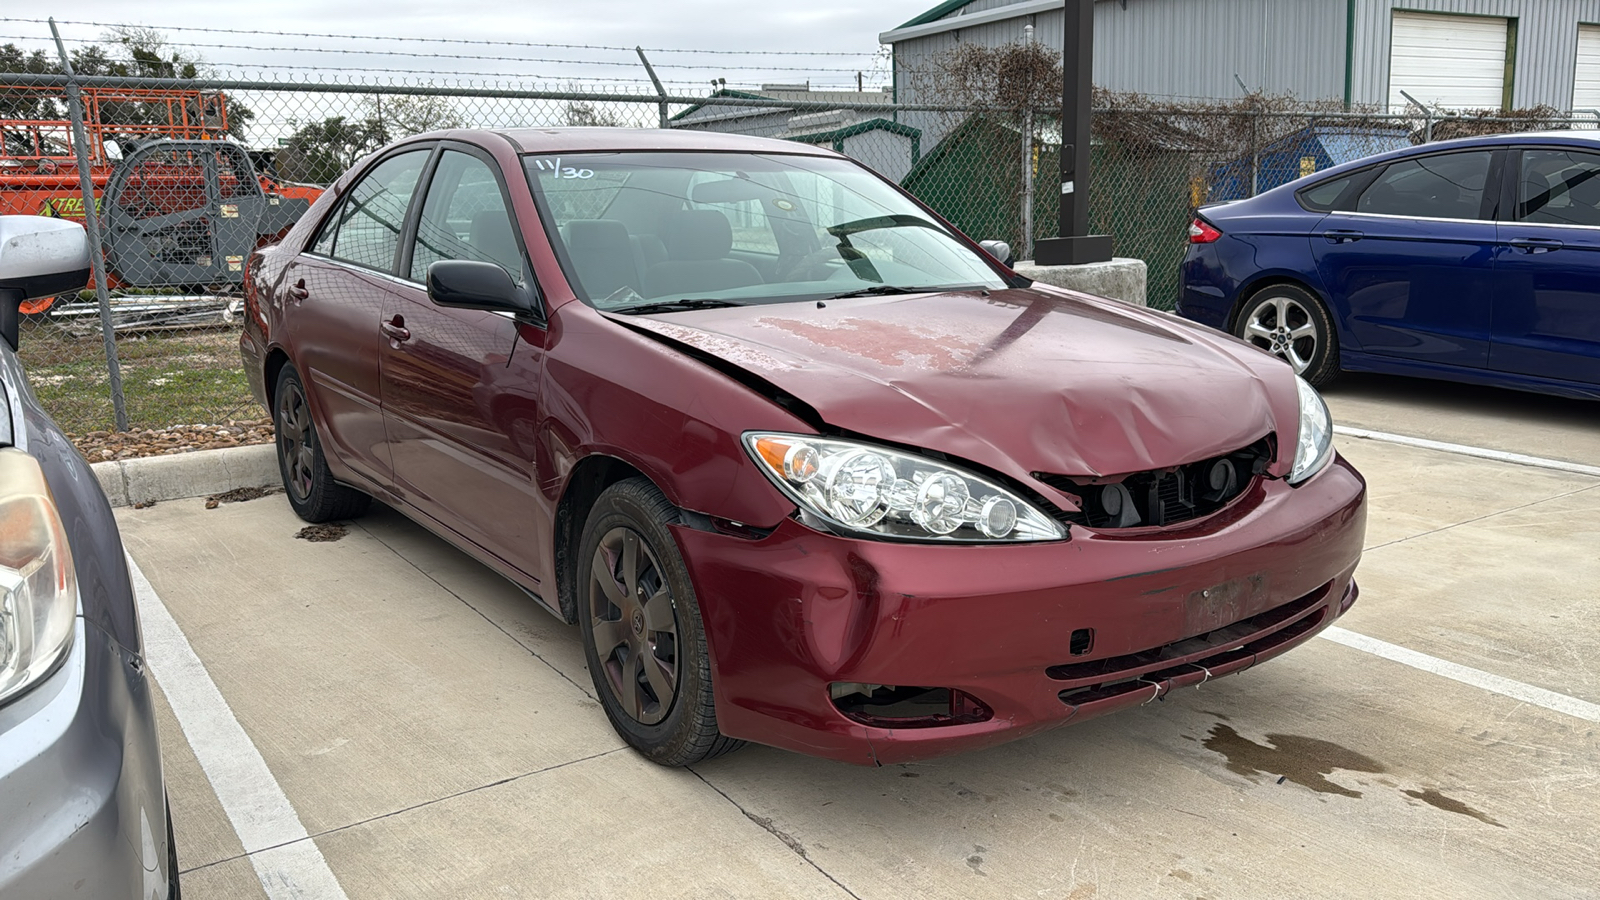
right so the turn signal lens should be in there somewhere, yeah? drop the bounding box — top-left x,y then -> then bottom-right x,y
0,449 -> 77,706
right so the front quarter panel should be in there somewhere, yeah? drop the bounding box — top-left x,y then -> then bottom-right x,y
540,301 -> 808,529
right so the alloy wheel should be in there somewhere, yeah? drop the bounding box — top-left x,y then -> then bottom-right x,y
1243,295 -> 1319,374
588,527 -> 680,725
276,379 -> 315,502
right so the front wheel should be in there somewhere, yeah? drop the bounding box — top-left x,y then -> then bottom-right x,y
1233,284 -> 1340,387
273,363 -> 371,523
577,478 -> 742,766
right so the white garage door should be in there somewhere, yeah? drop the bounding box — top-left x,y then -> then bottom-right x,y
1574,25 -> 1600,112
1388,11 -> 1509,112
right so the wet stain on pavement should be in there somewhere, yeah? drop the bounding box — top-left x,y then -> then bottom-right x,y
1203,723 -> 1385,797
1403,788 -> 1505,827
966,845 -> 988,876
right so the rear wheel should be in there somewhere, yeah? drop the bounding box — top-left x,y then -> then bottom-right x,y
577,478 -> 742,766
1233,284 -> 1340,387
273,364 -> 370,523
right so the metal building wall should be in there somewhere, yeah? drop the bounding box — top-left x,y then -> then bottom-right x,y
1350,0 -> 1600,110
890,0 -> 1346,105
1090,0 -> 1345,100
890,0 -> 1600,112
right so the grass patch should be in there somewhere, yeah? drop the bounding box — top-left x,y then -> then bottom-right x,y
16,323 -> 258,434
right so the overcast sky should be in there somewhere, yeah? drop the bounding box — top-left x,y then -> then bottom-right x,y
3,2 -> 940,92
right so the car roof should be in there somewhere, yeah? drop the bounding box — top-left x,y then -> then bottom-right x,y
481,127 -> 841,156
1230,128 -> 1600,206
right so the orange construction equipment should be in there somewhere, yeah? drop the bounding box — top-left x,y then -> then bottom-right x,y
0,84 -> 322,314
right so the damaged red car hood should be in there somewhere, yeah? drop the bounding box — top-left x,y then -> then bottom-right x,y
611,286 -> 1300,484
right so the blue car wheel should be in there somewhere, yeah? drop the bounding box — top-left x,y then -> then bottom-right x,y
1233,284 -> 1340,387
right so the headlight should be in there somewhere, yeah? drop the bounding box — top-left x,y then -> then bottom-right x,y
743,432 -> 1066,542
1289,375 -> 1334,484
0,448 -> 77,706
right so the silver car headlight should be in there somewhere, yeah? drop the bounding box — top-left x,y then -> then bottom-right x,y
743,432 -> 1066,542
0,448 -> 77,706
1288,375 -> 1334,484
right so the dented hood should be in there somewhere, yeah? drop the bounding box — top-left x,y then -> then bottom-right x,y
611,287 -> 1301,484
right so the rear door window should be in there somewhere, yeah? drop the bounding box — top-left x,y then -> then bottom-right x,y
1355,151 -> 1494,220
1514,148 -> 1600,227
314,149 -> 431,272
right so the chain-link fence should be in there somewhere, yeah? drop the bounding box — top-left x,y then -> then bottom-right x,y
4,40 -> 1594,437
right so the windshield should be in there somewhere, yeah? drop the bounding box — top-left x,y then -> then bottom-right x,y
522,151 -> 1006,312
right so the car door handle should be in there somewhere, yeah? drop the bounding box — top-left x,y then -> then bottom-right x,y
380,316 -> 411,342
288,278 -> 309,301
1508,238 -> 1564,254
1322,229 -> 1364,244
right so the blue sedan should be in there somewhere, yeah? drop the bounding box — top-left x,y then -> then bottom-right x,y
1178,131 -> 1600,399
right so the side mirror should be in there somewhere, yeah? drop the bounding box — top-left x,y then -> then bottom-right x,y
426,259 -> 535,317
978,240 -> 1015,268
0,216 -> 92,350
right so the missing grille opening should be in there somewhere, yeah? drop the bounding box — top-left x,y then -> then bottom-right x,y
830,684 -> 993,729
1035,437 -> 1273,529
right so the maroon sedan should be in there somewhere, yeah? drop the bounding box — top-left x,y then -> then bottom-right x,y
240,128 -> 1366,766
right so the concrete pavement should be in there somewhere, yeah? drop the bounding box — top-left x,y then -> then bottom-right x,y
114,376 -> 1600,899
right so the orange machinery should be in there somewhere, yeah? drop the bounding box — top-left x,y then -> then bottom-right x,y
0,85 -> 322,313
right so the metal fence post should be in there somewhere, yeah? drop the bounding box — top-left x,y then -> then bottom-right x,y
49,19 -> 129,432
635,48 -> 669,129
1400,90 -> 1433,143
1249,108 -> 1260,197
1019,24 -> 1035,261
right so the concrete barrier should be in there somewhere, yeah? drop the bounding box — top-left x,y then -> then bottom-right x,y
93,443 -> 280,508
1014,257 -> 1148,307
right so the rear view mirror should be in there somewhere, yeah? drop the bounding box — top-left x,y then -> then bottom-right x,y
0,216 -> 92,349
979,240 -> 1015,268
690,178 -> 767,204
426,260 -> 535,318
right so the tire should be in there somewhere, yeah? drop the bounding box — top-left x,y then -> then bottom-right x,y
577,478 -> 742,766
273,364 -> 371,523
1233,283 -> 1340,387
166,802 -> 182,900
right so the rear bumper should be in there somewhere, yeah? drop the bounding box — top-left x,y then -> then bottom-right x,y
674,454 -> 1367,765
0,617 -> 171,897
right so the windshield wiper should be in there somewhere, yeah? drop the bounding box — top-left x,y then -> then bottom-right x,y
825,285 -> 972,300
613,298 -> 746,315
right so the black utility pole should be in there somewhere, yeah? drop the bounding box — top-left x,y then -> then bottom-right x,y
1033,0 -> 1112,266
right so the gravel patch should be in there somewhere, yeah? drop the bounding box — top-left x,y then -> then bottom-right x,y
204,486 -> 282,509
295,523 -> 349,542
71,418 -> 275,461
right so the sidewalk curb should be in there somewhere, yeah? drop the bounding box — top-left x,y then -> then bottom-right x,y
93,444 -> 280,509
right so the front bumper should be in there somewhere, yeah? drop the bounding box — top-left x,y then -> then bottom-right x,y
0,616 -> 171,897
674,454 -> 1367,765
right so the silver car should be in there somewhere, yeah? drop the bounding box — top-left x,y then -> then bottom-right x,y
0,216 -> 177,897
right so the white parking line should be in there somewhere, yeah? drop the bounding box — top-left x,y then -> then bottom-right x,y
1333,425 -> 1600,478
1319,626 -> 1600,723
127,555 -> 350,900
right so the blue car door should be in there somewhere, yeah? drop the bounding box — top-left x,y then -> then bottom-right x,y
1312,148 -> 1500,369
1491,146 -> 1600,386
